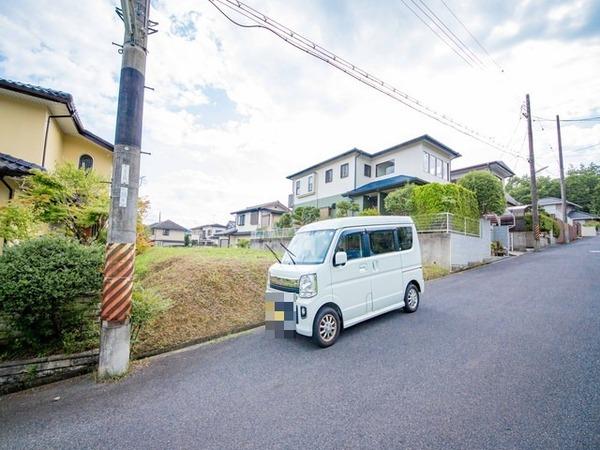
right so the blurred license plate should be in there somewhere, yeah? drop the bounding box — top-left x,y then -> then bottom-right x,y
265,291 -> 296,338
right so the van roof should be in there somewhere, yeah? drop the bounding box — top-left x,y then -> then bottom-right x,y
299,215 -> 413,232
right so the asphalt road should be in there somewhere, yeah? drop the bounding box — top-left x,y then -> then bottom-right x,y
2,236 -> 600,449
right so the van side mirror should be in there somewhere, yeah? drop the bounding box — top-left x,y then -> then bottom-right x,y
334,251 -> 348,266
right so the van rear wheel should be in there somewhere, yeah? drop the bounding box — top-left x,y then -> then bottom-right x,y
312,307 -> 341,347
403,284 -> 420,313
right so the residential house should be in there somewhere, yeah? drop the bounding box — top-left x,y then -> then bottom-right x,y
190,223 -> 227,246
568,211 -> 599,237
538,197 -> 581,226
287,135 -> 461,217
149,220 -> 190,247
0,78 -> 114,209
216,201 -> 290,247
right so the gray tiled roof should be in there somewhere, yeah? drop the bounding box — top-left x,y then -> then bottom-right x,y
0,152 -> 44,176
149,219 -> 189,232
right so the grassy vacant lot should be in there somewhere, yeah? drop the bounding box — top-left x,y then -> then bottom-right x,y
133,247 -> 274,354
133,248 -> 450,355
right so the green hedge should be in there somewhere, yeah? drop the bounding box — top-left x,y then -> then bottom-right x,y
411,183 -> 479,218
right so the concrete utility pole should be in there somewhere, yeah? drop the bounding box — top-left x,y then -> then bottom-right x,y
98,0 -> 154,378
524,94 -> 540,251
556,115 -> 569,244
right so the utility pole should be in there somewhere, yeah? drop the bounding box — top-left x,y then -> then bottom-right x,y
524,94 -> 540,251
98,0 -> 155,378
556,115 -> 569,244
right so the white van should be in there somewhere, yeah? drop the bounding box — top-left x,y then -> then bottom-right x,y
266,216 -> 424,347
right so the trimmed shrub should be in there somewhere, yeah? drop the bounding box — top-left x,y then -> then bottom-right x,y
335,200 -> 359,217
411,183 -> 479,218
0,236 -> 103,353
384,183 -> 416,215
359,208 -> 379,216
237,238 -> 250,249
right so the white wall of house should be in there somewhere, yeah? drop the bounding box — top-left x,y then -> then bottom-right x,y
151,228 -> 186,246
235,211 -> 283,232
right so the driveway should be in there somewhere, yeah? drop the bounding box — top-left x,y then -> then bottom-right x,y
2,236 -> 600,449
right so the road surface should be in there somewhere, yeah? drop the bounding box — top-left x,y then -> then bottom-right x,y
2,236 -> 600,449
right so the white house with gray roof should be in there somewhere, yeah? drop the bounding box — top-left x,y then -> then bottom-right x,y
287,135 -> 461,217
149,220 -> 190,247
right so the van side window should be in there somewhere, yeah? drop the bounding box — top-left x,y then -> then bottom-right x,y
398,226 -> 413,250
335,232 -> 363,260
369,230 -> 396,254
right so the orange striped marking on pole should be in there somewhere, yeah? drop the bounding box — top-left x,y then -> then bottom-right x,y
101,242 -> 135,323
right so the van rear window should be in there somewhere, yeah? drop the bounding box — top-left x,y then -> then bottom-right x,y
398,226 -> 413,250
369,230 -> 396,255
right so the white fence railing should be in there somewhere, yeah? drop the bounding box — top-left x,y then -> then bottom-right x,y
251,228 -> 296,240
413,213 -> 480,237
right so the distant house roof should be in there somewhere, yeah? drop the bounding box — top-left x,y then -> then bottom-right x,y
149,220 -> 189,232
450,160 -> 515,180
538,197 -> 582,209
286,134 -> 461,179
0,152 -> 44,177
505,192 -> 521,207
568,210 -> 600,221
0,78 -> 113,152
231,200 -> 290,215
190,223 -> 227,230
344,175 -> 426,197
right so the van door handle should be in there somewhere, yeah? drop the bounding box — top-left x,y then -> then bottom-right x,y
359,264 -> 367,272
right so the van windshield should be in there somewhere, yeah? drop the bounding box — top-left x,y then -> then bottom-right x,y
282,230 -> 335,265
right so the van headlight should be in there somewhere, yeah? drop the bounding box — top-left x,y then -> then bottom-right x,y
298,274 -> 318,298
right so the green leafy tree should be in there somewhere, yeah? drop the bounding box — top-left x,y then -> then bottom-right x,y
506,175 -> 561,205
0,203 -> 35,242
184,233 -> 191,247
384,183 -> 416,215
0,236 -> 103,353
457,171 -> 506,215
292,206 -> 320,226
10,163 -> 109,244
565,163 -> 600,213
275,212 -> 293,229
335,200 -> 359,217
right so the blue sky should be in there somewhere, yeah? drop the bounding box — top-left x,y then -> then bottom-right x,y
1,0 -> 599,226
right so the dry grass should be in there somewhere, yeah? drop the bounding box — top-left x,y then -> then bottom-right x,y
423,264 -> 450,281
133,247 -> 273,354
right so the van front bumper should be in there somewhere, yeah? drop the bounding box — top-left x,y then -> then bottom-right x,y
265,289 -> 317,338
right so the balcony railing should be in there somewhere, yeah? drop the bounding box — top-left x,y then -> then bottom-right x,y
250,228 -> 296,240
413,213 -> 480,237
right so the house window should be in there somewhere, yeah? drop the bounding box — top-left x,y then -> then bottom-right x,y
397,226 -> 413,250
376,160 -> 395,177
364,164 -> 372,177
436,159 -> 443,177
340,163 -> 349,178
250,211 -> 259,225
369,230 -> 396,254
423,152 -> 429,172
429,155 -> 436,175
162,229 -> 170,236
325,169 -> 333,183
442,161 -> 448,180
295,180 -> 301,195
237,214 -> 246,226
79,154 -> 93,170
308,175 -> 314,192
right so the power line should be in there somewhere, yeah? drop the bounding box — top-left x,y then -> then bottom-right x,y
208,0 -> 524,159
570,142 -> 600,152
533,115 -> 600,122
413,0 -> 487,69
399,0 -> 475,68
439,0 -> 504,73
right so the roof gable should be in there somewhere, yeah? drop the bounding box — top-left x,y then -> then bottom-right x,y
150,219 -> 189,232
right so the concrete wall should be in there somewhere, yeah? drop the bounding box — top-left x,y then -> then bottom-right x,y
419,220 -> 492,270
492,225 -> 510,250
250,237 -> 292,251
581,226 -> 597,237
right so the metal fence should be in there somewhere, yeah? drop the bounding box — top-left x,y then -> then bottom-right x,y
250,228 -> 296,240
413,213 -> 480,237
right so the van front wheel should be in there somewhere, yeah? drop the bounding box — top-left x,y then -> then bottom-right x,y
312,307 -> 341,347
403,284 -> 420,313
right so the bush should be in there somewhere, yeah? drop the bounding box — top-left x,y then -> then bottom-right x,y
412,183 -> 479,218
524,212 -> 560,238
237,238 -> 250,249
335,200 -> 359,217
457,171 -> 506,215
275,212 -> 293,229
0,236 -> 103,353
292,206 -> 320,225
385,183 -> 416,215
130,286 -> 171,344
359,208 -> 379,216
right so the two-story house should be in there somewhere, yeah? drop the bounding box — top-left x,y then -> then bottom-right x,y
0,78 -> 114,209
149,220 -> 190,247
190,223 -> 227,246
216,200 -> 290,247
287,135 -> 461,217
450,160 -> 519,207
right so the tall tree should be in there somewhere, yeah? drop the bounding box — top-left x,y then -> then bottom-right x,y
565,163 -> 600,212
457,171 -> 506,215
